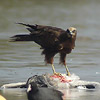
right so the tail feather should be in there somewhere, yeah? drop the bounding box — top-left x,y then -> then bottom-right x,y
10,34 -> 33,41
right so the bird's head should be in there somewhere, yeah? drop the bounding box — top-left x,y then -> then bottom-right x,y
66,27 -> 77,38
27,82 -> 38,93
59,27 -> 77,43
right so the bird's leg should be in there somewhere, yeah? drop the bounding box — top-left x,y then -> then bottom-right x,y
60,53 -> 71,76
51,64 -> 62,76
44,53 -> 61,76
51,64 -> 56,74
65,64 -> 71,76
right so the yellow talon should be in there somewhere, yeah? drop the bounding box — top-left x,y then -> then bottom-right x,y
54,72 -> 62,76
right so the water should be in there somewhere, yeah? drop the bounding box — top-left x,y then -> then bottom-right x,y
0,0 -> 100,100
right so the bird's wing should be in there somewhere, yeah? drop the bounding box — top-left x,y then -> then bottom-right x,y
17,23 -> 66,48
31,25 -> 65,48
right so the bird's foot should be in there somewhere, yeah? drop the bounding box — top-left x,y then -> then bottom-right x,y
67,72 -> 71,76
54,72 -> 62,76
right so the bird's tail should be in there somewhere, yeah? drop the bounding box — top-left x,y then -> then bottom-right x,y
10,34 -> 33,41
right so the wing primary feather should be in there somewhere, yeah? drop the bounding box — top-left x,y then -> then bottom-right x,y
16,22 -> 37,29
26,28 -> 34,32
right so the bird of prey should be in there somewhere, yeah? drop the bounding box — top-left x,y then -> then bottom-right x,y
11,23 -> 77,76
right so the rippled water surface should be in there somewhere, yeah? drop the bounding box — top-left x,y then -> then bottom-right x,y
0,0 -> 100,100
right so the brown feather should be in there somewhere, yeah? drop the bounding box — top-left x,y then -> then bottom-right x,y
11,23 -> 77,65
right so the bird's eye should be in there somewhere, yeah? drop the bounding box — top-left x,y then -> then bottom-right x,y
72,30 -> 76,33
66,29 -> 70,33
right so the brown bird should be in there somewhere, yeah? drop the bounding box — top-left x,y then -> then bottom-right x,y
11,23 -> 77,76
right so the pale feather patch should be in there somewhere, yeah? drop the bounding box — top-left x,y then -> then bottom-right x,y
27,84 -> 31,92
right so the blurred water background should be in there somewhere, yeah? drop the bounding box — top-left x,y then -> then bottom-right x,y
0,0 -> 100,100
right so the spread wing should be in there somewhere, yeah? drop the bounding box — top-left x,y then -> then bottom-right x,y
17,23 -> 66,48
